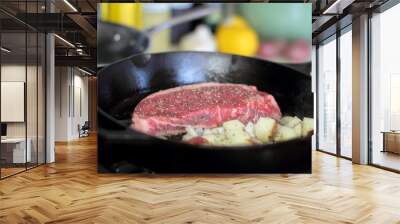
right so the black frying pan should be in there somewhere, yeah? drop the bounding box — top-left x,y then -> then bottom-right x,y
98,51 -> 313,173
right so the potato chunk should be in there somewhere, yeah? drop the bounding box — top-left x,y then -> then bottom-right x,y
280,116 -> 302,128
225,134 -> 253,145
202,134 -> 227,145
223,120 -> 245,132
182,126 -> 199,141
203,127 -> 224,135
280,116 -> 293,126
274,125 -> 298,142
254,117 -> 277,143
222,120 -> 253,145
293,123 -> 302,138
302,117 -> 314,137
244,122 -> 255,138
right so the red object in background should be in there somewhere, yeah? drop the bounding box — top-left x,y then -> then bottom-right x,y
257,40 -> 287,59
283,39 -> 310,63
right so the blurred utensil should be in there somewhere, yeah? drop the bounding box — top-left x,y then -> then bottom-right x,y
222,3 -> 235,23
98,5 -> 220,68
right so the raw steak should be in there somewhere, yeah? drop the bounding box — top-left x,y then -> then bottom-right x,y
132,82 -> 281,136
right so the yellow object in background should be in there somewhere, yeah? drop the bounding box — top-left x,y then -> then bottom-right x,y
142,4 -> 171,53
100,3 -> 142,29
100,3 -> 109,20
216,16 -> 259,57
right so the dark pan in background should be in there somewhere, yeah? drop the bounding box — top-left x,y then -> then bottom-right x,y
98,51 -> 313,173
97,6 -> 220,68
97,21 -> 149,68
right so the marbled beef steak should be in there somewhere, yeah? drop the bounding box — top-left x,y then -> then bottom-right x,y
132,82 -> 281,136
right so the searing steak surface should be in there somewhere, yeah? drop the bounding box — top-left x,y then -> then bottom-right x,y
132,82 -> 281,136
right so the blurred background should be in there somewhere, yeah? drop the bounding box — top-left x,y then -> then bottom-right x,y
98,3 -> 311,65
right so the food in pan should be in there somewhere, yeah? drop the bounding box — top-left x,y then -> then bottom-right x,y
133,82 -> 281,136
181,116 -> 313,146
132,82 -> 314,146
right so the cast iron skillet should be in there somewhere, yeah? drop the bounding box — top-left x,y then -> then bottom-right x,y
98,51 -> 313,173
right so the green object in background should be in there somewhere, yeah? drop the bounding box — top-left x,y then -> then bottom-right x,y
238,3 -> 311,42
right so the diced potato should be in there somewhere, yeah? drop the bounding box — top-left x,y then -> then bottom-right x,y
244,122 -> 255,137
203,134 -> 227,145
203,127 -> 224,136
223,120 -> 245,132
182,117 -> 314,146
274,125 -> 298,142
302,117 -> 314,137
280,116 -> 294,126
280,116 -> 302,128
293,123 -> 302,138
250,138 -> 263,145
186,126 -> 198,137
287,116 -> 302,128
215,127 -> 225,134
254,117 -> 277,143
194,128 -> 204,136
182,126 -> 198,141
222,120 -> 253,146
203,129 -> 212,136
225,133 -> 253,145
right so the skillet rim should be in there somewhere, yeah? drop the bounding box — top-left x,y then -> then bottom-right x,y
98,51 -> 311,77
